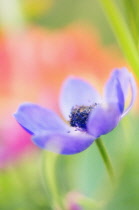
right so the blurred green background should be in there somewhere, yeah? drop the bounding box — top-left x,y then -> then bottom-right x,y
0,0 -> 139,210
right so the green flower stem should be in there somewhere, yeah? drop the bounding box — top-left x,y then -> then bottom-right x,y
98,0 -> 139,78
42,151 -> 65,210
96,138 -> 115,182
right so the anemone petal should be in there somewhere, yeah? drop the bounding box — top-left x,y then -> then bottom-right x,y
87,103 -> 121,138
121,73 -> 137,118
14,103 -> 67,135
60,77 -> 101,120
32,128 -> 95,155
104,69 -> 125,113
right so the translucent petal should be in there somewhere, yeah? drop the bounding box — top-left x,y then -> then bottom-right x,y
121,73 -> 137,117
60,77 -> 101,120
32,128 -> 95,155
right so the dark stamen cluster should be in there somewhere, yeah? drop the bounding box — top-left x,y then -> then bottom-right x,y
69,104 -> 97,130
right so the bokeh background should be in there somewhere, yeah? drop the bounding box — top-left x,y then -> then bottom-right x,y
0,0 -> 138,210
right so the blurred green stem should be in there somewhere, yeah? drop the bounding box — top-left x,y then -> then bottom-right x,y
98,0 -> 139,78
96,138 -> 115,182
42,152 -> 65,210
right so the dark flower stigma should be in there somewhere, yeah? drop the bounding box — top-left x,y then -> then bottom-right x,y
69,103 -> 98,130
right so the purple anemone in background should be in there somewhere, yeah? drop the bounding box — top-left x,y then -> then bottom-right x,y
14,68 -> 136,155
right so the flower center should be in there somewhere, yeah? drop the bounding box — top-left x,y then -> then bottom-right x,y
69,104 -> 98,130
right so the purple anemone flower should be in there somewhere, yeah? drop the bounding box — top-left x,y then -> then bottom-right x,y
14,68 -> 136,155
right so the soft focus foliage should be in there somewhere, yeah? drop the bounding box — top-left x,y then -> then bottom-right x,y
0,0 -> 138,210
